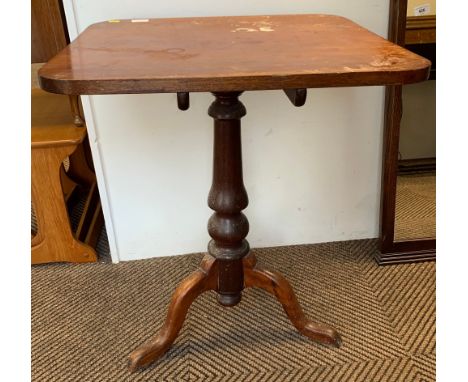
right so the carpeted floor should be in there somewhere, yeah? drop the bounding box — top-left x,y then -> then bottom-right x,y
31,239 -> 435,381
395,173 -> 436,241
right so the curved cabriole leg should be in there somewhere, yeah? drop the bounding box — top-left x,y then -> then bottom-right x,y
128,256 -> 217,371
243,255 -> 342,348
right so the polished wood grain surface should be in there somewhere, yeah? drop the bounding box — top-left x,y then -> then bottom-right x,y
39,14 -> 431,95
31,88 -> 86,148
32,0 -> 68,63
31,88 -> 101,264
31,144 -> 98,264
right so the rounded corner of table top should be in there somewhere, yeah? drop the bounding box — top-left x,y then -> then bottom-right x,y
416,60 -> 432,81
37,68 -> 72,95
85,19 -> 117,32
401,57 -> 432,84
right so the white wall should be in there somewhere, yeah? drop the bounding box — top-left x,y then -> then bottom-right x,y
63,1 -> 390,262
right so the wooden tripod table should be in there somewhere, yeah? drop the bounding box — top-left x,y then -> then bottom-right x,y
39,14 -> 430,371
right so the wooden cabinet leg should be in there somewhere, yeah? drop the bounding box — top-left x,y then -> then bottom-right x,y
31,145 -> 97,264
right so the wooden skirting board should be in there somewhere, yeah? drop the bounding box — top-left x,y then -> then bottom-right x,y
398,157 -> 436,174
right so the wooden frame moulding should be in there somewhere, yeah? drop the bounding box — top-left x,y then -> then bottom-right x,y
376,0 -> 436,265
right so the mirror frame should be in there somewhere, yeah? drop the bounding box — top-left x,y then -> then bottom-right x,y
376,0 -> 436,264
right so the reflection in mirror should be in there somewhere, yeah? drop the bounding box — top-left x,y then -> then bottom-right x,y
395,77 -> 436,242
394,2 -> 436,243
376,0 -> 435,263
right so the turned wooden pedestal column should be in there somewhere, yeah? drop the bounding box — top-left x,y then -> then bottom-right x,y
207,92 -> 249,307
127,92 -> 342,371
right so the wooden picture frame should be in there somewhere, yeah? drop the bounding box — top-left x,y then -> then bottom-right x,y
376,0 -> 436,264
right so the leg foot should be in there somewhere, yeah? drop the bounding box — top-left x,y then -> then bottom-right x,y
128,256 -> 217,371
244,255 -> 342,348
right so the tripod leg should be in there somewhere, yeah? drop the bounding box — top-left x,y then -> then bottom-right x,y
128,256 -> 217,371
244,259 -> 341,347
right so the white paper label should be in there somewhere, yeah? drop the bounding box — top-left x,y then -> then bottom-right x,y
414,4 -> 431,16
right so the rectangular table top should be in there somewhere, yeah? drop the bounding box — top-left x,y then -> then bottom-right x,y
39,14 -> 430,95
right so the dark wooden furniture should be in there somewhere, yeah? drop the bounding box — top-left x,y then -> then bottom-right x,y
405,15 -> 436,45
39,14 -> 430,370
406,15 -> 436,81
377,0 -> 436,264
